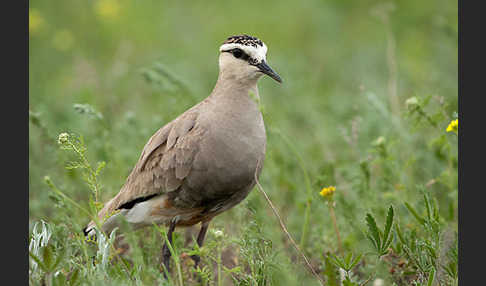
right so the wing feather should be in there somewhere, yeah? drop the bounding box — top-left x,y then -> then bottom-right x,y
92,108 -> 205,224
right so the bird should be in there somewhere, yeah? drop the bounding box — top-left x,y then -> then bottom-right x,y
83,34 -> 282,275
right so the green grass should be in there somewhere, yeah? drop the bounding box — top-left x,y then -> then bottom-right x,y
29,0 -> 457,285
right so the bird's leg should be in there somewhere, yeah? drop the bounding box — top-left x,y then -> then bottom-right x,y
162,218 -> 177,278
191,220 -> 211,269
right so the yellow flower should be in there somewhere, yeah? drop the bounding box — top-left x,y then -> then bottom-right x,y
29,9 -> 45,35
319,186 -> 336,198
446,119 -> 458,134
95,0 -> 121,21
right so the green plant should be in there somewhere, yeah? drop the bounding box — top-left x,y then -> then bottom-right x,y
365,205 -> 394,258
232,219 -> 276,286
392,191 -> 457,285
327,252 -> 366,286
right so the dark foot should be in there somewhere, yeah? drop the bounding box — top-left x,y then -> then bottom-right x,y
190,220 -> 210,270
162,243 -> 172,278
161,218 -> 178,279
190,254 -> 201,269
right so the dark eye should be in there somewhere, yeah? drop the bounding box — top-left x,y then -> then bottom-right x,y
232,49 -> 243,59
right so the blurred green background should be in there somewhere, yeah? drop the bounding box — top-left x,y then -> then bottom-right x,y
29,0 -> 457,285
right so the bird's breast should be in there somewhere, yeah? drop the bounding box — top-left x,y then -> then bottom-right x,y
205,106 -> 266,172
187,96 -> 266,200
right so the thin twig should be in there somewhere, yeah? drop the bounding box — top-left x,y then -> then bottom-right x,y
360,275 -> 374,286
274,131 -> 313,249
254,160 -> 325,286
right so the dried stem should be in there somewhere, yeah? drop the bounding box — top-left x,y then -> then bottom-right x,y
255,160 -> 325,286
273,130 -> 313,250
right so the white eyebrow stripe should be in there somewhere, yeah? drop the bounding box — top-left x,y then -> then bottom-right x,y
219,43 -> 267,62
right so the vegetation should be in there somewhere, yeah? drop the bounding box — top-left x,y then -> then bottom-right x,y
29,0 -> 457,285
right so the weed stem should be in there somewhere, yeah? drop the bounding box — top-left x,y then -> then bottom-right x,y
255,160 -> 325,286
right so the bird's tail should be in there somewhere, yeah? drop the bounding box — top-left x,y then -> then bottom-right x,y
82,194 -> 169,239
82,193 -> 201,239
83,197 -> 120,239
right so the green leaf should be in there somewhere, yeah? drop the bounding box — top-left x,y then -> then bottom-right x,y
382,206 -> 394,250
424,244 -> 437,260
344,252 -> 353,267
69,269 -> 80,286
444,261 -> 457,279
410,234 -> 417,252
433,198 -> 440,221
323,255 -> 340,286
342,276 -> 359,286
54,272 -> 67,286
426,268 -> 436,286
366,233 -> 378,252
405,202 -> 425,225
223,265 -> 242,274
349,254 -> 363,270
395,224 -> 406,245
43,245 -> 54,271
329,253 -> 345,269
383,234 -> 394,251
53,246 -> 65,270
96,161 -> 106,175
424,193 -> 432,221
29,251 -> 47,272
365,213 -> 381,252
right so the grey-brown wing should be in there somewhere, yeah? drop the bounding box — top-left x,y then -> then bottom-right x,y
95,110 -> 205,222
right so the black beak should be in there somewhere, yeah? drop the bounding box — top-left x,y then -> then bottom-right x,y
256,61 -> 282,83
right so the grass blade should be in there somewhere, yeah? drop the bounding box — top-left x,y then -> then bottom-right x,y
426,268 -> 436,286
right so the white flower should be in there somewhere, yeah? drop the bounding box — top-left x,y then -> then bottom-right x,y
373,278 -> 384,286
405,96 -> 419,110
213,229 -> 224,238
57,132 -> 69,145
29,220 -> 52,271
372,136 -> 386,147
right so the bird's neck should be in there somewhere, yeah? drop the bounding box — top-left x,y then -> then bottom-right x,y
210,72 -> 260,101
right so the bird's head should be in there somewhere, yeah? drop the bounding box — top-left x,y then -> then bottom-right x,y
218,34 -> 282,84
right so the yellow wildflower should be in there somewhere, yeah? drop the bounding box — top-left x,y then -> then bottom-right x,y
319,186 -> 336,198
95,0 -> 121,21
29,9 -> 45,35
446,119 -> 458,134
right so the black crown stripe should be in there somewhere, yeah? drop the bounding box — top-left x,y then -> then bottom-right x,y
223,34 -> 264,48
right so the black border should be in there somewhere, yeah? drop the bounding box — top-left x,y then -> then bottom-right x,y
458,0 -> 483,284
5,0 -> 28,282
